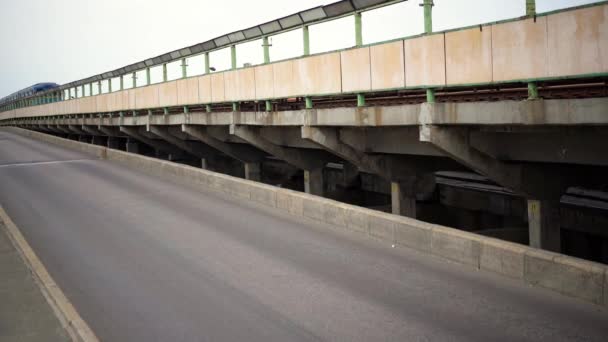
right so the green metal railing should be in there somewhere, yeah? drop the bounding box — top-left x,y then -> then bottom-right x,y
4,0 -> 608,115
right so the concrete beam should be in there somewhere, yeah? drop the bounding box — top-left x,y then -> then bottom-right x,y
182,125 -> 265,163
81,125 -> 103,136
232,125 -> 330,195
147,125 -> 217,160
470,130 -> 608,166
98,126 -> 121,137
119,126 -> 184,156
420,126 -> 569,200
302,126 -> 440,217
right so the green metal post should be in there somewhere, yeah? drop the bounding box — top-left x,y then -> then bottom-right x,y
423,0 -> 433,34
231,45 -> 237,70
265,100 -> 272,112
263,36 -> 270,64
97,81 -> 102,94
148,109 -> 153,117
119,111 -> 124,118
232,102 -> 239,112
183,106 -> 189,114
132,110 -> 137,117
132,72 -> 137,88
120,75 -> 124,90
355,12 -> 363,46
108,79 -> 112,93
303,25 -> 310,56
181,58 -> 187,79
305,97 -> 313,109
526,0 -> 536,16
528,82 -> 539,99
357,94 -> 365,107
205,52 -> 210,74
426,88 -> 436,103
162,63 -> 168,82
89,83 -> 93,96
81,85 -> 85,97
206,104 -> 211,112
146,67 -> 151,85
163,107 -> 169,116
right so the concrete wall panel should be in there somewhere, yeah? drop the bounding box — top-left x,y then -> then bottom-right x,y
371,41 -> 405,90
341,47 -> 371,93
254,64 -> 274,100
492,17 -> 548,81
446,27 -> 493,85
211,73 -> 225,103
137,85 -> 160,109
158,82 -> 178,107
96,94 -> 109,113
404,34 -> 446,87
273,60 -> 294,98
293,52 -> 341,95
224,68 -> 256,101
177,78 -> 199,105
547,5 -> 608,77
198,75 -> 212,103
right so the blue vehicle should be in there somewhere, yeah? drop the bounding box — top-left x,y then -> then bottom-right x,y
0,82 -> 59,106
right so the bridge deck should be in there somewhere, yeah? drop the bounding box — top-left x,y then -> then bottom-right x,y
0,130 -> 605,341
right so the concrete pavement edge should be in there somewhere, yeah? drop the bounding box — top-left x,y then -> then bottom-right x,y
0,206 -> 99,342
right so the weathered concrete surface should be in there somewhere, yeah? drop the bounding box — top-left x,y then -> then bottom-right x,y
0,221 -> 69,341
2,128 -> 608,341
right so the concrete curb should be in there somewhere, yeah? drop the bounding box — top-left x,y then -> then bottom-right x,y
6,127 -> 607,308
0,206 -> 99,341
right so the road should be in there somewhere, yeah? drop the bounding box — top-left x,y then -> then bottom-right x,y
0,129 -> 606,341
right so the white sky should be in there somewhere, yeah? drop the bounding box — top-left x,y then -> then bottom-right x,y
0,0 -> 600,98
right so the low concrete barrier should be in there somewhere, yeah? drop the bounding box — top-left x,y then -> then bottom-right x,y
7,127 -> 607,307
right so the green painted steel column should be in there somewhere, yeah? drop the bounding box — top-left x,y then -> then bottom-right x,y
206,104 -> 211,113
146,68 -> 151,85
132,72 -> 137,88
108,79 -> 112,93
357,94 -> 365,107
305,97 -> 313,109
354,12 -> 363,46
205,52 -> 210,74
426,89 -> 436,103
232,102 -> 239,112
423,0 -> 433,34
81,85 -> 85,97
89,83 -> 93,96
526,0 -> 536,16
263,36 -> 270,64
303,25 -> 310,56
120,75 -> 124,90
97,81 -> 102,94
162,63 -> 168,82
231,45 -> 237,70
163,107 -> 169,116
183,106 -> 189,114
181,58 -> 187,79
265,100 -> 272,112
528,82 -> 539,99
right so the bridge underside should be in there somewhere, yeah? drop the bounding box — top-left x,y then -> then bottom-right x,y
8,97 -> 608,264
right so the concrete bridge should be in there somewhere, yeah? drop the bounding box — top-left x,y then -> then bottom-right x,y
1,1 -> 607,340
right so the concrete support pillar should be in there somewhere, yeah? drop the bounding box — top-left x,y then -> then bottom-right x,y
201,158 -> 207,170
244,162 -> 261,182
126,140 -> 139,154
527,200 -> 561,252
92,135 -> 105,146
304,168 -> 324,196
107,137 -> 120,149
391,182 -> 416,217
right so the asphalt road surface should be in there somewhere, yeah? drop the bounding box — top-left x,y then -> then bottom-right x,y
0,129 -> 606,341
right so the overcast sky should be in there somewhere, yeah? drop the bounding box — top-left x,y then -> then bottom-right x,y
0,0 -> 600,98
